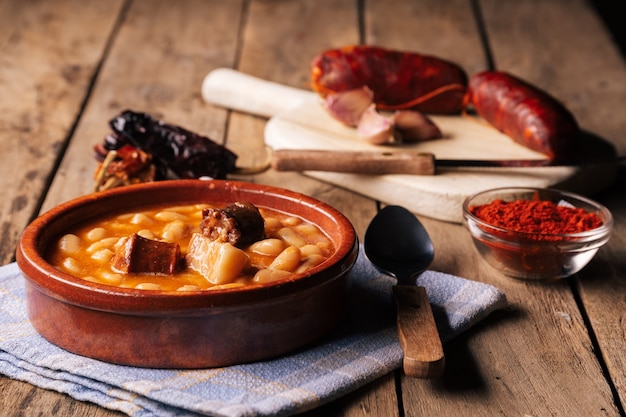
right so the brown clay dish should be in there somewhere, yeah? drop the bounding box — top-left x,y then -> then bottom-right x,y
16,179 -> 358,368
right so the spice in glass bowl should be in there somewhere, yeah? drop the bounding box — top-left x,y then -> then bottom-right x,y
462,187 -> 612,280
469,197 -> 603,241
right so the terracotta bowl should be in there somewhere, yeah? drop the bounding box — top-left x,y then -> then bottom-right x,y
16,179 -> 358,368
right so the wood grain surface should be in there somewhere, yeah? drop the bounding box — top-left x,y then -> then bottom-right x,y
1,0 -> 625,416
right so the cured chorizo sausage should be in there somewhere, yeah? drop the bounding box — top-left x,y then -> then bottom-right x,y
464,71 -> 580,160
311,45 -> 468,114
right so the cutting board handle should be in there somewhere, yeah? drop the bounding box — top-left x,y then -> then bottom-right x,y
201,68 -> 317,118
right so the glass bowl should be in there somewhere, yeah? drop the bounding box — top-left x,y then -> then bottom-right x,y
462,187 -> 613,280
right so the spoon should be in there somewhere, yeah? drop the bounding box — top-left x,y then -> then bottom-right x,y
364,205 -> 445,378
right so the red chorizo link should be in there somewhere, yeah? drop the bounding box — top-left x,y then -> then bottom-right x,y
464,71 -> 580,160
311,45 -> 468,114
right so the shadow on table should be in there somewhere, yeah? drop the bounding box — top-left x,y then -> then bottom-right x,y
433,306 -> 526,392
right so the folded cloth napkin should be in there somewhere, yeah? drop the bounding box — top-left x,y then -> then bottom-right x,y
0,248 -> 506,417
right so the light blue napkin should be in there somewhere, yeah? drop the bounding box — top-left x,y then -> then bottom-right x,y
0,249 -> 506,417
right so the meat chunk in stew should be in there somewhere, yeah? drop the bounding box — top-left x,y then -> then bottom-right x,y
200,202 -> 265,248
113,233 -> 183,275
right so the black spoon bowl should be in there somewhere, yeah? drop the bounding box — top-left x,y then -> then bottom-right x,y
364,205 -> 445,378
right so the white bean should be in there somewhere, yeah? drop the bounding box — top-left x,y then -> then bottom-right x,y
130,213 -> 155,226
294,223 -> 319,236
57,234 -> 81,255
300,244 -> 323,257
296,223 -> 331,247
85,227 -> 107,241
86,237 -> 121,253
276,227 -> 307,247
177,285 -> 201,292
50,203 -> 335,291
167,205 -> 196,214
207,282 -> 245,290
248,238 -> 285,257
90,249 -> 114,263
154,211 -> 187,222
137,229 -> 156,239
282,216 -> 302,226
252,268 -> 292,284
296,254 -> 325,273
269,246 -> 301,272
99,271 -> 123,285
161,220 -> 189,242
115,213 -> 134,221
62,257 -> 82,275
317,241 -> 334,255
135,283 -> 162,290
264,217 -> 282,234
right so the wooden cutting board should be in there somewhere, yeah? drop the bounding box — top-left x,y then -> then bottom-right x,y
202,68 -> 616,223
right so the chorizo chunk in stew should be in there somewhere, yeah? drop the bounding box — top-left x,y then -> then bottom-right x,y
200,202 -> 265,248
113,233 -> 183,275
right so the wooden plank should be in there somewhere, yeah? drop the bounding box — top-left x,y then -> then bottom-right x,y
475,0 -> 626,410
581,184 -> 626,409
3,2 -> 623,417
228,0 -> 389,415
364,0 -> 486,75
482,0 -> 626,413
0,0 -> 126,414
41,0 -> 245,211
481,0 -> 626,156
356,2 -> 616,416
1,1 -> 244,417
391,0 -> 623,415
230,0 -> 379,235
299,374 -> 399,417
0,0 -> 123,264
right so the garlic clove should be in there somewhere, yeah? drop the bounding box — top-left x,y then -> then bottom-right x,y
357,105 -> 396,145
392,110 -> 442,142
323,86 -> 374,127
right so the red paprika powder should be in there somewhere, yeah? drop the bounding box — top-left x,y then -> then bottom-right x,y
469,198 -> 603,240
465,189 -> 610,280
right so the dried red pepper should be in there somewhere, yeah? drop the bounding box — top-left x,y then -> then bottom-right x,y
109,110 -> 238,180
93,141 -> 163,191
93,110 -> 239,191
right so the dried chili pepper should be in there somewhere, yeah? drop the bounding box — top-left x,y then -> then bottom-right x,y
109,110 -> 238,180
93,144 -> 159,191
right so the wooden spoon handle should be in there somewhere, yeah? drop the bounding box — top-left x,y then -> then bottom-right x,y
393,285 -> 445,378
271,149 -> 436,175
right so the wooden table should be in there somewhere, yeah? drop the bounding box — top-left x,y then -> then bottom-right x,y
2,0 -> 625,415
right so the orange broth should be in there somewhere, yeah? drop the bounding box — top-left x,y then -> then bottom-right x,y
46,203 -> 334,291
